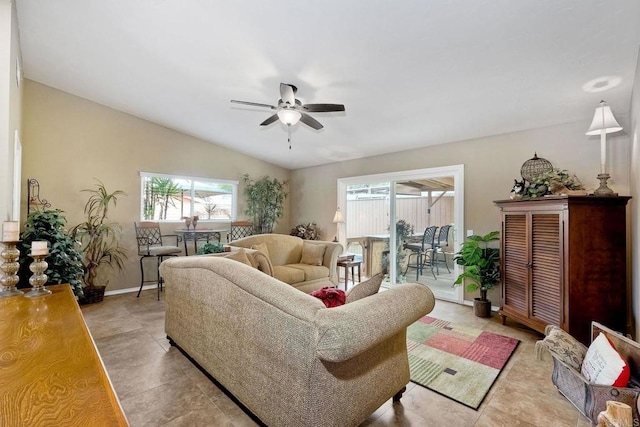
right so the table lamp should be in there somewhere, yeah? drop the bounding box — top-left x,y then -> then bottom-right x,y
332,208 -> 344,243
586,100 -> 622,196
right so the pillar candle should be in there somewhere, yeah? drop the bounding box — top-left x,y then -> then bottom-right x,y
31,241 -> 49,256
2,221 -> 20,242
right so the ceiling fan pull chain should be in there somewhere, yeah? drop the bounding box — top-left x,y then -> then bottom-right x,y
288,125 -> 292,149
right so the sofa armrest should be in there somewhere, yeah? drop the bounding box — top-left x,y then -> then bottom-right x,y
315,283 -> 435,362
312,240 -> 342,285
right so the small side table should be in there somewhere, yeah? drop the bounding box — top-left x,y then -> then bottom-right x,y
337,258 -> 362,291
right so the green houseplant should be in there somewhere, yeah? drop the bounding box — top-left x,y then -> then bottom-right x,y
381,219 -> 414,283
197,242 -> 225,254
243,174 -> 288,234
18,209 -> 85,298
453,231 -> 500,317
71,181 -> 127,304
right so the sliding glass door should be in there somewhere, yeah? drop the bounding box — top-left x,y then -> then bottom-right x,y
337,165 -> 464,303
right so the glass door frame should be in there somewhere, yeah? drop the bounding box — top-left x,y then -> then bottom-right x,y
337,164 -> 464,303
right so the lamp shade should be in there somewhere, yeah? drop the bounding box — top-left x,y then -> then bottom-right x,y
332,208 -> 343,223
586,101 -> 622,135
277,109 -> 302,126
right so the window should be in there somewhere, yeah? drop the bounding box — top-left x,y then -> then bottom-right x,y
140,172 -> 238,222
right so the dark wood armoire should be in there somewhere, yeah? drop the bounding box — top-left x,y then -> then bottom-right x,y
494,195 -> 631,345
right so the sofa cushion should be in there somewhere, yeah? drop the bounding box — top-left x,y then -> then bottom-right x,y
581,332 -> 630,387
273,265 -> 305,284
251,243 -> 270,260
346,273 -> 383,303
287,264 -> 330,281
300,242 -> 326,266
224,248 -> 253,267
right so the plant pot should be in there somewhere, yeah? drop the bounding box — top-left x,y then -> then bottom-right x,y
473,297 -> 491,318
79,285 -> 106,305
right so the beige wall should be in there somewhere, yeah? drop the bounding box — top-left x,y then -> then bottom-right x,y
290,118 -> 632,304
630,47 -> 640,338
22,80 -> 290,292
0,0 -> 22,221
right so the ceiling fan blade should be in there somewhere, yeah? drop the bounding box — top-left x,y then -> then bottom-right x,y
300,112 -> 323,130
280,83 -> 297,106
260,114 -> 280,126
302,103 -> 345,112
231,100 -> 276,109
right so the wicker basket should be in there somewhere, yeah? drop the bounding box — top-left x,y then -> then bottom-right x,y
79,286 -> 106,305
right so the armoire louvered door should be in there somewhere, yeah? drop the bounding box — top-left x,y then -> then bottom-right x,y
500,209 -> 562,334
495,196 -> 630,345
502,213 -> 527,315
529,213 -> 562,326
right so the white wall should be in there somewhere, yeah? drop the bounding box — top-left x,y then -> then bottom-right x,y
0,0 -> 22,221
290,119 -> 632,305
630,47 -> 640,339
22,80 -> 290,292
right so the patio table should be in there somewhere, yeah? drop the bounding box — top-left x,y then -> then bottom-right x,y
175,228 -> 227,255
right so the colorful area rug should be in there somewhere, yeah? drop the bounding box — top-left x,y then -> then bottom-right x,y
407,316 -> 520,409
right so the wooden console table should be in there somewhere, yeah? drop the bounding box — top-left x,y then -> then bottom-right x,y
0,284 -> 129,426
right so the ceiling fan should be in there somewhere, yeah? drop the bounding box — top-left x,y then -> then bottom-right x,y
231,83 -> 345,148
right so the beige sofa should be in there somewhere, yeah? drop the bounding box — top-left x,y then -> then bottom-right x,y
228,234 -> 342,293
161,256 -> 435,427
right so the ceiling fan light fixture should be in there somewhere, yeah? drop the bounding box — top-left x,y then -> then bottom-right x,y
277,109 -> 302,126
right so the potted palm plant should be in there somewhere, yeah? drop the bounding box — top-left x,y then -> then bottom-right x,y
71,180 -> 127,304
453,231 -> 500,317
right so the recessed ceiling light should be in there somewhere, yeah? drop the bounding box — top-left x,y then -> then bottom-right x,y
582,76 -> 622,93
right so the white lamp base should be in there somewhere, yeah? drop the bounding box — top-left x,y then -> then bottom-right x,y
593,173 -> 617,196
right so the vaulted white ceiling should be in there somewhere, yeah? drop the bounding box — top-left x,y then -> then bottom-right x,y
15,1 -> 640,169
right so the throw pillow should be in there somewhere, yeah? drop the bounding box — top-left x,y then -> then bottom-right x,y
581,332 -> 630,387
251,243 -> 270,260
537,325 -> 587,371
224,248 -> 253,267
345,273 -> 383,303
300,242 -> 326,266
248,250 -> 273,276
310,287 -> 346,308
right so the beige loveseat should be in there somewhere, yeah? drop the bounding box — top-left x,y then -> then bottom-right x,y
161,256 -> 435,427
228,234 -> 342,293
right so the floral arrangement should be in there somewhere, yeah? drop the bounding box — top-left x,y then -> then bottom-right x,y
525,168 -> 584,198
290,222 -> 321,240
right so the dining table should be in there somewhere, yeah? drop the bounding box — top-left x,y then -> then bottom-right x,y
174,228 -> 228,255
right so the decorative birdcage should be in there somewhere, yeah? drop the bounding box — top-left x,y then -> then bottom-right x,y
520,153 -> 553,183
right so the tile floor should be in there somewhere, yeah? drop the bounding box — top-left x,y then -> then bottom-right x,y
81,286 -> 591,427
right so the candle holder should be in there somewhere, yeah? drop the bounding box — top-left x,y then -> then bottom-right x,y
25,253 -> 51,298
0,241 -> 23,298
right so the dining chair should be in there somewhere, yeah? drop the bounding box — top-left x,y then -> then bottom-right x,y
134,222 -> 181,300
434,224 -> 452,274
404,225 -> 438,280
227,221 -> 253,242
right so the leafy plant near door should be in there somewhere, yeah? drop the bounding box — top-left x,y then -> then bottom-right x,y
70,180 -> 127,304
18,209 -> 85,297
243,174 -> 288,234
453,231 -> 500,317
381,219 -> 414,283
